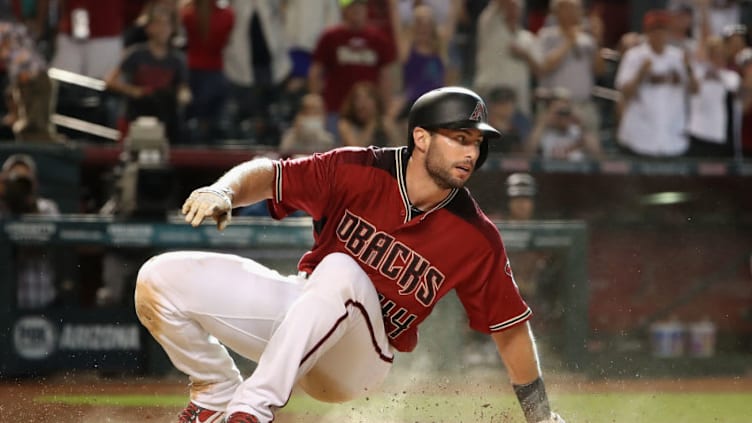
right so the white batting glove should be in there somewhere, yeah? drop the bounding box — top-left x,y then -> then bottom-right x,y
181,186 -> 233,230
537,412 -> 565,423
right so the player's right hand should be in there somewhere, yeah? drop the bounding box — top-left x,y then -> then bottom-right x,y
181,186 -> 233,230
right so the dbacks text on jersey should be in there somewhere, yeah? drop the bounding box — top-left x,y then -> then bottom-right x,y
336,209 -> 446,308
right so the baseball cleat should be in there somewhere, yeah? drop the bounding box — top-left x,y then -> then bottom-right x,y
177,401 -> 225,423
225,412 -> 261,423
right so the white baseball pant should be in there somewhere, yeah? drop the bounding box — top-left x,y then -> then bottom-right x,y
134,251 -> 394,422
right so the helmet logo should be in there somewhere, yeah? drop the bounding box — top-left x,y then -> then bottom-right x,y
469,101 -> 484,121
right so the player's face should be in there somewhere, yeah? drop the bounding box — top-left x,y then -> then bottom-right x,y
425,128 -> 483,189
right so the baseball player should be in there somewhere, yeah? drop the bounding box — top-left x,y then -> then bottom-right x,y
135,87 -> 565,423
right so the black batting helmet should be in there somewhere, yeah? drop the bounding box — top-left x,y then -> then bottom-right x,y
407,86 -> 501,169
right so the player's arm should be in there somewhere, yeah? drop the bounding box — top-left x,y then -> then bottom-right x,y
492,323 -> 563,423
182,158 -> 275,229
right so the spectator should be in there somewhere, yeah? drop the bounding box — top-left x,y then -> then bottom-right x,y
8,0 -> 55,59
0,21 -> 57,141
0,154 -> 60,310
525,93 -> 601,160
396,4 -> 446,114
397,0 -> 461,85
51,0 -> 125,78
309,0 -> 396,139
105,5 -> 190,145
338,81 -> 399,147
223,0 -> 291,145
279,93 -> 335,154
670,0 -> 741,38
453,0 -> 495,86
687,35 -> 740,157
397,1 -> 457,45
123,0 -> 180,49
474,0 -> 538,116
536,0 -> 605,133
181,0 -> 234,144
283,0 -> 340,90
722,23 -> 749,72
616,10 -> 699,157
611,31 -> 644,119
708,0 -> 742,37
619,32 -> 644,55
0,153 -> 58,215
486,86 -> 532,154
667,3 -> 697,53
367,0 -> 400,59
504,172 -> 537,221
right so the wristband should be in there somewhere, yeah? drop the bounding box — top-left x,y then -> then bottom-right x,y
195,186 -> 233,208
513,377 -> 551,423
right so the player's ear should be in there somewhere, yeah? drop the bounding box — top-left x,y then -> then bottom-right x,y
412,127 -> 431,153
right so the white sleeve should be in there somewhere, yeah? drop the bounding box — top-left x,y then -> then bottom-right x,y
615,47 -> 641,90
523,31 -> 541,64
675,49 -> 689,82
723,70 -> 741,92
534,29 -> 553,64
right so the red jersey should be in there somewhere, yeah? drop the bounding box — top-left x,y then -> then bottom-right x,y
268,147 -> 531,353
312,25 -> 396,113
58,0 -> 124,38
181,3 -> 235,70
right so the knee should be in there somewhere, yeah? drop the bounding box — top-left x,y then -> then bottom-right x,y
309,253 -> 371,296
134,253 -> 176,327
135,253 -> 171,294
314,253 -> 365,281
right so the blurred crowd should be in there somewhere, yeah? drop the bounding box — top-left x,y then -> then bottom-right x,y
0,0 -> 750,160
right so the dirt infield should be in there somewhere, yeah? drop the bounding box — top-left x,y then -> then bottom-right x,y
2,371 -> 751,422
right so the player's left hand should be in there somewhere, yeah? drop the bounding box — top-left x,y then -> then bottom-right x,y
181,186 -> 233,230
537,412 -> 565,423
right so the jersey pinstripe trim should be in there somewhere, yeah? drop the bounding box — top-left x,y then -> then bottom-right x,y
489,307 -> 532,332
394,148 -> 459,223
273,161 -> 283,203
426,189 -> 458,220
394,151 -> 412,223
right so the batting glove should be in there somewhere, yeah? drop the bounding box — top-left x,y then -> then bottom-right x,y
182,186 -> 234,230
537,412 -> 565,423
